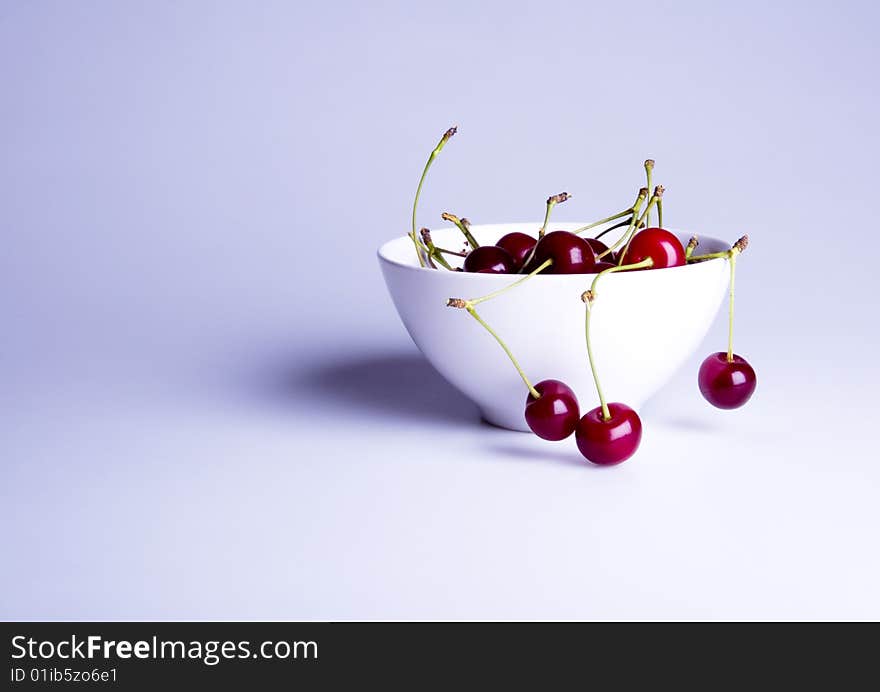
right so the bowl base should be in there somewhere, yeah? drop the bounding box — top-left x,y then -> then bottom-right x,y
480,408 -> 531,433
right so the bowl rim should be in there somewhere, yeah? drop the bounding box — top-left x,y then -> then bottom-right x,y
377,222 -> 731,278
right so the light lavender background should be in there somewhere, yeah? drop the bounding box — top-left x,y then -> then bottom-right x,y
2,0 -> 879,619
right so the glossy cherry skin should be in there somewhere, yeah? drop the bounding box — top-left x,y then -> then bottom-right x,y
585,237 -> 611,258
524,379 -> 580,441
590,261 -> 617,273
698,352 -> 757,409
620,227 -> 686,269
524,231 -> 596,274
463,245 -> 515,274
496,232 -> 537,271
575,402 -> 642,465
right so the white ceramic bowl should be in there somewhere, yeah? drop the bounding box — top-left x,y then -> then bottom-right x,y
378,222 -> 730,431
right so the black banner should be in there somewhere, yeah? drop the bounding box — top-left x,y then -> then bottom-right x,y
1,621 -> 873,689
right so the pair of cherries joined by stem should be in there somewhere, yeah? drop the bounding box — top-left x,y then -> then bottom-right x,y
448,239 -> 681,466
522,379 -> 640,467
414,127 -> 756,465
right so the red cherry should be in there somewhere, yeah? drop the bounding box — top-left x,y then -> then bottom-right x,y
524,379 -> 580,441
698,352 -> 757,409
524,231 -> 596,274
575,403 -> 642,465
463,245 -> 515,274
589,261 -> 617,273
496,232 -> 537,271
620,227 -> 685,269
585,237 -> 611,257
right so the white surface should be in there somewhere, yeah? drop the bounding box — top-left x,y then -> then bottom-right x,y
3,334 -> 879,621
380,223 -> 729,430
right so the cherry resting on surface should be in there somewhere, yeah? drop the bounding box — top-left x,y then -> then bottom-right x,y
463,245 -> 515,274
575,402 -> 642,465
620,227 -> 685,269
698,352 -> 756,409
496,232 -> 537,271
524,379 -> 580,441
524,231 -> 596,274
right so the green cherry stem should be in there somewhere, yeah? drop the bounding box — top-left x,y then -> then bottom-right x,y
596,188 -> 648,260
467,258 -> 553,306
445,259 -> 557,400
434,245 -> 468,258
594,217 -> 639,241
686,235 -> 749,360
420,229 -> 453,270
572,187 -> 648,237
687,249 -> 730,262
644,159 -> 654,227
517,192 -> 572,273
725,235 -> 748,362
441,212 -> 480,250
581,257 -> 654,420
538,192 -> 571,239
571,209 -> 633,236
657,197 -> 664,228
614,185 -> 664,265
727,250 -> 737,362
411,126 -> 457,267
447,303 -> 540,399
582,300 -> 607,418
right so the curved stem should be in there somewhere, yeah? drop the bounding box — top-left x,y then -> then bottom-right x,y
470,259 -> 553,306
571,209 -> 633,235
615,188 -> 663,265
539,200 -> 554,239
466,305 -> 540,399
411,127 -> 457,266
687,250 -> 729,262
727,251 -> 736,362
688,235 -> 748,361
419,229 -> 452,270
434,246 -> 468,258
518,193 -> 570,273
442,212 -> 479,250
582,258 -> 654,421
587,258 -> 654,301
596,189 -> 648,260
594,218 -> 632,240
584,300 -> 609,419
594,217 -> 635,241
538,192 -> 570,239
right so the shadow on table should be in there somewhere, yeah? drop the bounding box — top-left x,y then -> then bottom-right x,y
270,351 -> 479,426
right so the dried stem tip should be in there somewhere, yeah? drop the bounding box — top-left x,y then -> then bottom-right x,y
447,298 -> 468,309
637,187 -> 649,198
686,235 -> 699,252
581,290 -> 594,304
653,184 -> 665,198
644,159 -> 655,170
460,218 -> 471,229
420,228 -> 433,243
547,192 -> 571,205
732,235 -> 749,254
441,212 -> 459,223
442,126 -> 458,141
